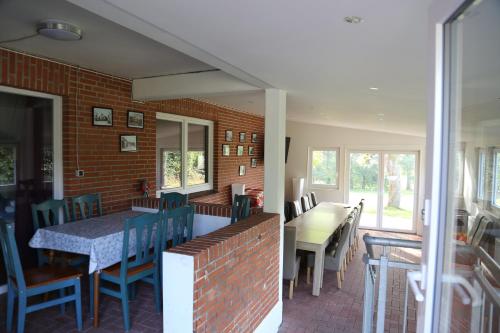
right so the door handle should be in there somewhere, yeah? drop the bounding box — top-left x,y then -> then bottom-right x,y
407,271 -> 424,302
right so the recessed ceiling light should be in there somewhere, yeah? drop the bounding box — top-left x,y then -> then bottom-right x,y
344,16 -> 363,24
37,20 -> 82,41
377,113 -> 385,117
369,87 -> 379,91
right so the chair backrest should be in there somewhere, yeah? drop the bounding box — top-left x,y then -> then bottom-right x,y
231,194 -> 251,224
159,192 -> 188,212
292,200 -> 303,218
283,225 -> 298,280
0,220 -> 26,290
31,199 -> 71,231
72,193 -> 103,220
337,219 -> 353,258
348,209 -> 358,246
301,195 -> 311,212
309,192 -> 318,207
284,201 -> 292,222
163,205 -> 195,249
120,213 -> 162,277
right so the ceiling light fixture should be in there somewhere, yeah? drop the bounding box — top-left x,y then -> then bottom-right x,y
344,16 -> 363,24
369,87 -> 379,91
37,20 -> 82,41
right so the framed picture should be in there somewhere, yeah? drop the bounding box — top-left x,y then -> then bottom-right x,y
93,107 -> 113,126
237,145 -> 244,156
239,132 -> 246,142
120,135 -> 137,152
251,133 -> 258,143
239,165 -> 246,176
127,111 -> 144,129
251,158 -> 257,168
222,144 -> 230,156
248,146 -> 255,156
225,130 -> 233,142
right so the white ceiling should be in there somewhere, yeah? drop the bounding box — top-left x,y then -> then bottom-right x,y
0,0 -> 213,78
3,0 -> 435,136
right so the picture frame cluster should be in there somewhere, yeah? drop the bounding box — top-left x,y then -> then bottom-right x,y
92,107 -> 143,152
223,129 -> 259,176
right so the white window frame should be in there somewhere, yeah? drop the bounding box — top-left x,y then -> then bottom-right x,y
156,112 -> 213,196
476,149 -> 486,201
307,147 -> 340,189
492,148 -> 500,208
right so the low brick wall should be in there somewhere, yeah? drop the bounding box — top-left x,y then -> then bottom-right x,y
167,212 -> 280,332
131,197 -> 263,217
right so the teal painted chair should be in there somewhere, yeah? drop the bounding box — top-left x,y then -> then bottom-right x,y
230,194 -> 251,224
72,193 -> 103,220
158,192 -> 187,212
31,199 -> 86,267
161,205 -> 195,250
0,220 -> 83,333
90,213 -> 162,331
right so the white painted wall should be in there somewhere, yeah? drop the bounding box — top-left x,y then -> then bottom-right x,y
285,120 -> 427,234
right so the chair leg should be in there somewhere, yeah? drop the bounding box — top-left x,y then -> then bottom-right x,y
17,294 -> 27,333
59,288 -> 65,315
306,267 -> 311,285
340,266 -> 344,281
7,286 -> 14,332
153,272 -> 161,312
336,271 -> 342,289
74,278 -> 83,331
120,283 -> 131,331
288,280 -> 294,300
294,275 -> 298,287
89,273 -> 94,316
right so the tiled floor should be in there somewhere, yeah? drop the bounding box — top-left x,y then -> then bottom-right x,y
0,230 -> 420,333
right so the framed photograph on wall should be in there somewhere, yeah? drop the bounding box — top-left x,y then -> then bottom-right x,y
120,135 -> 137,152
248,146 -> 255,156
225,130 -> 233,142
239,132 -> 246,142
251,133 -> 258,143
239,165 -> 246,176
251,158 -> 257,168
237,145 -> 244,156
93,107 -> 113,126
222,144 -> 230,156
127,111 -> 144,129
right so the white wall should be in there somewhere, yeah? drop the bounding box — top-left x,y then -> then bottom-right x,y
285,120 -> 427,234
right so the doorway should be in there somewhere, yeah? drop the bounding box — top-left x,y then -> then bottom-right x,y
0,86 -> 62,287
348,150 -> 419,232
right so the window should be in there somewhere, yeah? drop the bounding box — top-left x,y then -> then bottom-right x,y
493,149 -> 500,207
156,113 -> 213,194
0,145 -> 16,186
476,149 -> 486,200
454,148 -> 465,196
309,148 -> 339,188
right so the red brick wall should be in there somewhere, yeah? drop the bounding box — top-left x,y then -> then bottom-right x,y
0,49 -> 264,212
168,212 -> 280,332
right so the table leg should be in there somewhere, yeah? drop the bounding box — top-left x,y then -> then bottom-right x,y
93,272 -> 100,327
312,247 -> 323,296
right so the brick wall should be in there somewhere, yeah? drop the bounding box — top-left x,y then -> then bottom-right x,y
168,212 -> 280,332
0,49 -> 264,212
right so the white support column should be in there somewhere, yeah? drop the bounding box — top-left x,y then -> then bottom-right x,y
263,88 -> 286,312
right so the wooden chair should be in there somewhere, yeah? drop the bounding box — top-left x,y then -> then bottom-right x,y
309,192 -> 318,207
0,220 -> 83,333
231,194 -> 250,224
291,200 -> 303,218
283,225 -> 301,299
347,208 -> 358,262
307,219 -> 353,289
159,192 -> 188,212
91,212 -> 162,331
31,199 -> 86,267
163,205 -> 195,249
301,195 -> 311,212
72,193 -> 103,220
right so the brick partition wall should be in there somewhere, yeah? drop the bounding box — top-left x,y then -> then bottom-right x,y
0,48 -> 264,212
166,212 -> 280,332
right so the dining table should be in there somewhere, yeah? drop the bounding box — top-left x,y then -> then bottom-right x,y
286,202 -> 351,296
29,210 -> 165,327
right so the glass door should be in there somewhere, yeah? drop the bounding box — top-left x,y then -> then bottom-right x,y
420,0 -> 500,331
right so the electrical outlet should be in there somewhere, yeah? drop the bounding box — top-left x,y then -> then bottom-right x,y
75,170 -> 85,177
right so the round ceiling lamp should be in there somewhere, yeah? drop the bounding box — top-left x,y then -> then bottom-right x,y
344,16 -> 363,24
37,20 -> 82,41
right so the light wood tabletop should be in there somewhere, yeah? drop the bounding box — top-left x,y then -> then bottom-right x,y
286,202 -> 351,296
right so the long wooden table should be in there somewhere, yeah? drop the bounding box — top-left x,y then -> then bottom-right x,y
286,202 -> 351,296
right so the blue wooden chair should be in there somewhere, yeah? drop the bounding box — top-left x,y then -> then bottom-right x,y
31,199 -> 86,267
231,194 -> 250,224
0,220 -> 83,333
71,193 -> 103,220
159,192 -> 187,212
90,213 -> 162,331
161,205 -> 195,250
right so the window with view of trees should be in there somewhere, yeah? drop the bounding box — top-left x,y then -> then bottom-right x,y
0,145 -> 16,186
156,115 -> 212,193
309,148 -> 339,188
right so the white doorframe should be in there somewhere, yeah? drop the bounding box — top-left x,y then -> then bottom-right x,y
0,85 -> 63,294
